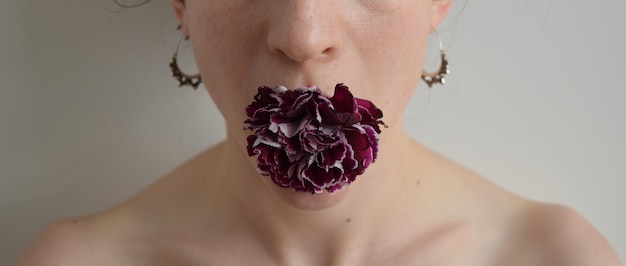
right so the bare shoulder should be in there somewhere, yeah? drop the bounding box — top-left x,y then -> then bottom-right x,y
430,148 -> 622,265
15,144 -> 229,266
14,216 -> 128,266
516,202 -> 621,265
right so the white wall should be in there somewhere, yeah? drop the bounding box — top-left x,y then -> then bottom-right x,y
1,0 -> 624,263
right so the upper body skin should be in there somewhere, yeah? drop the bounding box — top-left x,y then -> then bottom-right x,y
16,0 -> 621,265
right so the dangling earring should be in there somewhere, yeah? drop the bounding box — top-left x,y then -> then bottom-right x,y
421,29 -> 450,88
169,27 -> 202,89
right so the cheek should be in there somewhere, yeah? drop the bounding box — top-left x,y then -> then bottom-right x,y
354,9 -> 431,122
189,4 -> 264,82
187,3 -> 266,122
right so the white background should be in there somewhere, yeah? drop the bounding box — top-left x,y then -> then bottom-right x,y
1,0 -> 624,263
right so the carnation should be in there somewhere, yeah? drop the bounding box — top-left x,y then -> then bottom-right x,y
244,83 -> 385,194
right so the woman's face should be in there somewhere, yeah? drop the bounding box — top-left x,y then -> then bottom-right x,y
171,0 -> 450,207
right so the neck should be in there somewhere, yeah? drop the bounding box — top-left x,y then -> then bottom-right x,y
211,120 -> 447,263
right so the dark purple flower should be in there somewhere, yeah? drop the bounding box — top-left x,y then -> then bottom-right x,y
244,83 -> 385,194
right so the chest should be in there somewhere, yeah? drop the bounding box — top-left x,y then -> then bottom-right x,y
120,220 -> 532,266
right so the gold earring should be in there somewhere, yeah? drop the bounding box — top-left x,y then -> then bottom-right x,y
169,32 -> 202,89
421,29 -> 450,88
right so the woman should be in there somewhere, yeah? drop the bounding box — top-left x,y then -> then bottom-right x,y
16,0 -> 620,264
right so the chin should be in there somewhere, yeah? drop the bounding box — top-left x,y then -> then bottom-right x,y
270,185 -> 351,211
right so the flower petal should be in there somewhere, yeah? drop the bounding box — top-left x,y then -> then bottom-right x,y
244,84 -> 385,194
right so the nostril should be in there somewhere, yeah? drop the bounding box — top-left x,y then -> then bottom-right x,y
275,43 -> 327,63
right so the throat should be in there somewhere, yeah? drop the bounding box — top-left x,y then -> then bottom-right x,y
209,125 -> 443,263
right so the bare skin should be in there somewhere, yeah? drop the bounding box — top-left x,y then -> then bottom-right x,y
16,125 -> 621,265
15,0 -> 621,264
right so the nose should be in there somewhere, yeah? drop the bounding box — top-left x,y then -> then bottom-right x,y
266,1 -> 342,64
